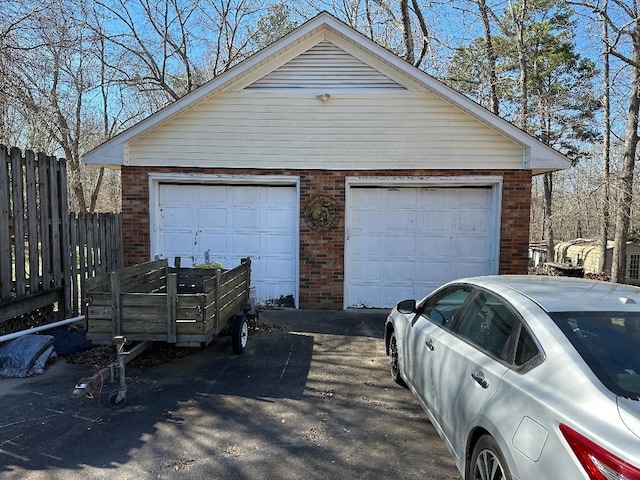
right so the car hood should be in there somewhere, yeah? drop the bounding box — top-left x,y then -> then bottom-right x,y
618,396 -> 640,440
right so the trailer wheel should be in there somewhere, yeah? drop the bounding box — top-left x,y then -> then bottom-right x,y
108,391 -> 126,409
232,315 -> 249,354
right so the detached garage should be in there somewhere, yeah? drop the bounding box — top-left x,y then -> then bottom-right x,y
84,12 -> 570,310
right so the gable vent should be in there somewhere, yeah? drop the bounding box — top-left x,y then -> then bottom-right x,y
246,41 -> 407,91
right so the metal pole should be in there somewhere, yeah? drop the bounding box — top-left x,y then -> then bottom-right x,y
0,315 -> 85,344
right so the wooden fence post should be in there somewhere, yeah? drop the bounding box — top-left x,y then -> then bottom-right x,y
0,146 -> 11,301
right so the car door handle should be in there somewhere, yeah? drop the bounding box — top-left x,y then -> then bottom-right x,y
471,370 -> 490,389
425,338 -> 434,351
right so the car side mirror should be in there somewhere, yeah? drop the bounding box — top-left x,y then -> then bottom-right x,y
397,299 -> 417,314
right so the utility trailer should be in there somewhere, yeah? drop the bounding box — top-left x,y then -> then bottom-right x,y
84,257 -> 252,352
75,258 -> 252,409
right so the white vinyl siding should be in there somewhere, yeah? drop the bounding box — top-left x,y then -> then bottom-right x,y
129,92 -> 523,170
84,15 -> 570,174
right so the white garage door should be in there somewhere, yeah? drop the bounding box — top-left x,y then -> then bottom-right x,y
156,184 -> 298,306
346,186 -> 498,308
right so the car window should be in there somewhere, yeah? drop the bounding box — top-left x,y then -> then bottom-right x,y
552,312 -> 640,398
514,327 -> 539,366
455,291 -> 518,360
421,285 -> 472,328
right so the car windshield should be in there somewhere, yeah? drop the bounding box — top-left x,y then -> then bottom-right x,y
551,312 -> 640,399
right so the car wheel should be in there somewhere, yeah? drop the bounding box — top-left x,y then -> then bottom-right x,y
470,435 -> 512,480
389,331 -> 407,387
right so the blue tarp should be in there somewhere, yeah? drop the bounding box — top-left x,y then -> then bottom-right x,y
0,334 -> 55,378
50,326 -> 92,355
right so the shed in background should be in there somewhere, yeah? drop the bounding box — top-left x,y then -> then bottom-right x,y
554,239 -> 640,286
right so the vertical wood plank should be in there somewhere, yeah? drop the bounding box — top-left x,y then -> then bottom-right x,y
48,154 -> 61,289
0,145 -> 12,301
86,212 -> 95,278
24,150 -> 40,294
69,212 -> 79,316
58,157 -> 71,317
37,152 -> 52,290
10,147 -> 26,298
166,271 -> 177,343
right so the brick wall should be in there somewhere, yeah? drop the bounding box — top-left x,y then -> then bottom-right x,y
121,167 -> 531,309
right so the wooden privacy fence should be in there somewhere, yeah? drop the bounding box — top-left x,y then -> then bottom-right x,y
0,145 -> 123,334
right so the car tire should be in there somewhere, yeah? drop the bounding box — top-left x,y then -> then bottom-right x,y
389,331 -> 407,388
469,434 -> 512,480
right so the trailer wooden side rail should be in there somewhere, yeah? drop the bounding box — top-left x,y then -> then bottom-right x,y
85,258 -> 251,349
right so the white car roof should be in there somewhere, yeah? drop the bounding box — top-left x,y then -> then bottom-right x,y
459,275 -> 640,313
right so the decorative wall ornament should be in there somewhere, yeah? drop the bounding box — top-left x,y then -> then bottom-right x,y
304,195 -> 339,231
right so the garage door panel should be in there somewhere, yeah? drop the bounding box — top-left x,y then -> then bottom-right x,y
385,260 -> 416,280
456,211 -> 489,234
264,235 -> 297,255
419,236 -> 453,257
196,208 -> 228,229
419,189 -> 451,207
162,232 -> 195,259
267,211 -> 297,231
231,210 -> 260,229
384,211 -> 417,232
350,285 -> 381,307
452,261 -> 492,278
417,211 -> 452,233
456,188 -> 491,206
350,260 -> 381,281
162,184 -> 192,203
263,258 -> 296,279
351,235 -> 381,256
347,185 -> 497,308
383,236 -> 415,257
265,186 -> 296,203
194,232 -> 227,253
228,234 -> 261,256
157,183 -> 297,306
162,206 -> 193,228
351,210 -> 382,231
386,189 -> 417,207
230,186 -> 260,204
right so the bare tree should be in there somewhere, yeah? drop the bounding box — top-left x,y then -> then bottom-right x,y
476,0 -> 500,114
578,0 -> 640,282
598,1 -> 611,274
1,1 -> 109,211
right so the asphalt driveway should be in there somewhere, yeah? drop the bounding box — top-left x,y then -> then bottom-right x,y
0,309 -> 460,479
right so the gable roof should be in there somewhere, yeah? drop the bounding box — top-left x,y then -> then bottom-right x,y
84,11 -> 570,175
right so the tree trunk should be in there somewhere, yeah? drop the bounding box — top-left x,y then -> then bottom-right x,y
543,173 -> 554,261
400,0 -> 415,64
599,15 -> 611,274
611,29 -> 640,283
514,0 -> 528,128
477,0 -> 499,114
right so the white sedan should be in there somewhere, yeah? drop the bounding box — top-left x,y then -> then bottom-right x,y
384,275 -> 640,480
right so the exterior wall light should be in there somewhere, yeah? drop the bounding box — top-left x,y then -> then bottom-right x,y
316,93 -> 331,103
